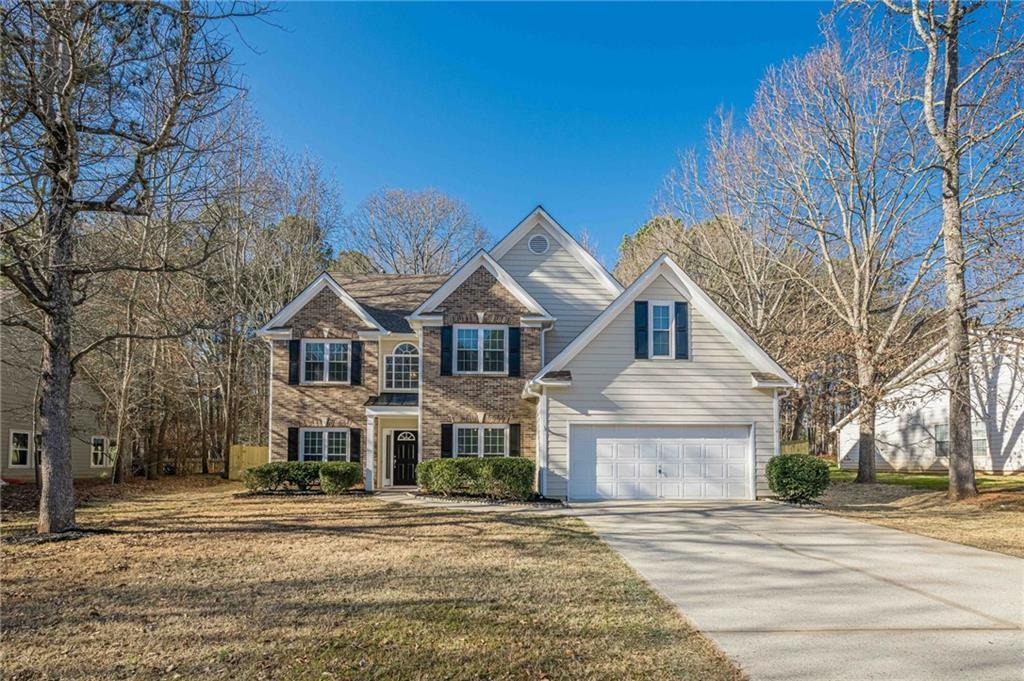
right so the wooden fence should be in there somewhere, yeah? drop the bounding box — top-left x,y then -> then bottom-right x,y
228,444 -> 269,480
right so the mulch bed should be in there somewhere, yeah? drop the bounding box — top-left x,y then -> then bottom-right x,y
412,492 -> 566,507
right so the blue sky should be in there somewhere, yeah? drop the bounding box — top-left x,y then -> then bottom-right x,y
231,2 -> 830,265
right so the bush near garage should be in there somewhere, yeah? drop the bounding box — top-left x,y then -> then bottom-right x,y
767,453 -> 830,503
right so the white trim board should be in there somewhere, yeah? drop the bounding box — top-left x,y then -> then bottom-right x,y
257,272 -> 385,335
490,206 -> 623,296
530,255 -> 796,387
408,250 -> 553,321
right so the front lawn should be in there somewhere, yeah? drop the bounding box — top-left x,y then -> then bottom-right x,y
1,478 -> 742,681
819,471 -> 1024,558
829,466 -> 1024,492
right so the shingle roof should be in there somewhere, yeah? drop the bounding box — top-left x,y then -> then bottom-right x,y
539,370 -> 572,382
330,273 -> 450,333
364,392 -> 419,407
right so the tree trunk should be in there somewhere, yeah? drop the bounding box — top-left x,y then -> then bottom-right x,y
854,350 -> 877,484
37,217 -> 77,534
939,5 -> 977,500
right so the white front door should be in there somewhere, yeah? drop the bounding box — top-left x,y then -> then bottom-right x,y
568,424 -> 752,500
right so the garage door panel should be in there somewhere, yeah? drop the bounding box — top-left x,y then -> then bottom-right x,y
570,424 -> 752,500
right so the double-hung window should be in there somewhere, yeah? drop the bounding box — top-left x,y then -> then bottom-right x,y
454,326 -> 507,374
302,340 -> 350,384
91,436 -> 110,467
385,343 -> 419,391
454,424 -> 509,457
650,302 -> 673,358
9,431 -> 30,467
301,428 -> 349,462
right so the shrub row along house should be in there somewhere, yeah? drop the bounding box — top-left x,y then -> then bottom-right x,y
257,206 -> 795,500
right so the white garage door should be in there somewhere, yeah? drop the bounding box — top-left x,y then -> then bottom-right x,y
568,424 -> 752,500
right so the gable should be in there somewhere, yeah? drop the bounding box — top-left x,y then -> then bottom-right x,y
532,255 -> 795,387
283,286 -> 379,338
496,223 -> 620,358
490,206 -> 622,296
428,265 -> 533,324
258,272 -> 385,337
409,250 -> 551,323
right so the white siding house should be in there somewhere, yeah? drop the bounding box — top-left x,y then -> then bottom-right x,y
529,256 -> 795,500
836,336 -> 1024,474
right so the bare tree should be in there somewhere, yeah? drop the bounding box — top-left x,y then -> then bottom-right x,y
347,188 -> 488,274
749,31 -> 943,483
871,0 -> 1024,499
0,1 -> 261,533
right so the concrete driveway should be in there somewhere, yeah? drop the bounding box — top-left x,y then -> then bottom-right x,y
572,501 -> 1023,681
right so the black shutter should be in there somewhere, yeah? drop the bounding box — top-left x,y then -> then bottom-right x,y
287,427 -> 299,461
350,341 -> 363,385
634,301 -> 649,359
349,428 -> 361,463
509,424 -> 521,456
288,340 -> 300,384
440,326 -> 453,376
675,302 -> 690,360
508,327 -> 521,377
440,424 -> 453,458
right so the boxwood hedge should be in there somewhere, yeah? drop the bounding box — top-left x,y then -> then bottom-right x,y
416,457 -> 534,501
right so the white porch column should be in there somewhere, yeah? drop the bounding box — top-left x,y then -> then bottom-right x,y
365,413 -> 375,492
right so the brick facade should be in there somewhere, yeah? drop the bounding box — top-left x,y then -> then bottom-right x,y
269,287 -> 378,464
268,267 -> 541,474
420,266 -> 540,461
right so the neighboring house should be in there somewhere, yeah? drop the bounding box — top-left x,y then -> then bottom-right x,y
257,206 -> 795,500
0,317 -> 114,482
834,334 -> 1024,474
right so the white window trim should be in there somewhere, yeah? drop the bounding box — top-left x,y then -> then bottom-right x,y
453,424 -> 510,458
300,339 -> 351,385
90,436 -> 111,468
9,430 -> 32,468
299,427 -> 351,462
384,343 -> 420,392
453,325 -> 508,375
649,300 -> 675,360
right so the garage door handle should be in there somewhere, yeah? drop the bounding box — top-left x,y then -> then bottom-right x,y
657,465 -> 662,476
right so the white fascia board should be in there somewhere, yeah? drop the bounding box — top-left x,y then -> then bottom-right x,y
258,272 -> 385,334
257,328 -> 292,341
408,250 -> 551,319
752,376 -> 796,390
490,206 -> 623,296
532,255 -> 797,386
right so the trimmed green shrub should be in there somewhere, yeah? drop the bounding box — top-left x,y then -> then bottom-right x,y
320,462 -> 362,494
242,462 -> 291,492
417,457 -> 535,501
285,461 -> 322,491
767,453 -> 830,503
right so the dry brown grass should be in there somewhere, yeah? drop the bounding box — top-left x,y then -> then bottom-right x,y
1,478 -> 742,681
818,481 -> 1024,558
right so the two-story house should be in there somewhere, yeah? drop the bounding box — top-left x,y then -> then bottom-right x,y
258,206 -> 795,500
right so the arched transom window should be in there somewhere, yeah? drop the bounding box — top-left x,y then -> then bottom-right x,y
385,343 -> 419,391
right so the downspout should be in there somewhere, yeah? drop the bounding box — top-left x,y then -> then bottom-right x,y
773,389 -> 780,458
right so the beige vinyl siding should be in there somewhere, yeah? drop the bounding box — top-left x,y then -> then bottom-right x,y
543,275 -> 777,498
495,225 -> 617,361
1,325 -> 111,481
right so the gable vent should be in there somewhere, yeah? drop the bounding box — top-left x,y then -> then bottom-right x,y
528,233 -> 550,255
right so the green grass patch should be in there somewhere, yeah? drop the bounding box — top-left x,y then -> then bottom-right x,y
829,466 -> 1024,491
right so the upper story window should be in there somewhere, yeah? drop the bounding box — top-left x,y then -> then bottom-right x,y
650,302 -> 674,358
302,340 -> 349,384
385,343 -> 419,391
455,326 -> 507,374
9,431 -> 30,467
